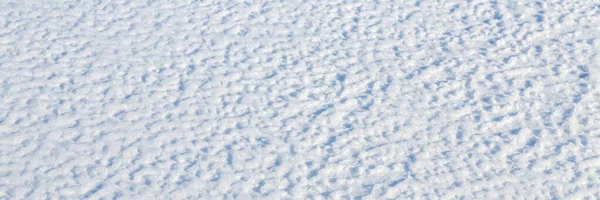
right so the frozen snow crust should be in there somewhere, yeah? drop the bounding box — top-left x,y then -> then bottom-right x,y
1,0 -> 600,199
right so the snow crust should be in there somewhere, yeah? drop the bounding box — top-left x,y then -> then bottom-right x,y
1,0 -> 600,199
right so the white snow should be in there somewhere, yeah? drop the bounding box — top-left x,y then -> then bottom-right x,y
1,0 -> 600,199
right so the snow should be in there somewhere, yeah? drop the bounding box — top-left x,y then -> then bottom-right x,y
1,0 -> 600,199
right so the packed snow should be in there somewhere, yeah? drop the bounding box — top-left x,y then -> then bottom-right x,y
1,0 -> 600,199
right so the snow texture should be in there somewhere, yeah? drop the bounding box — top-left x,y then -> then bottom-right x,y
1,0 -> 600,199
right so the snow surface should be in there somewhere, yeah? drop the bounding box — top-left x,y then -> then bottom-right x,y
1,0 -> 600,199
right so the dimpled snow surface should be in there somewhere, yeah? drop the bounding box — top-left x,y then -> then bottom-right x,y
1,1 -> 600,199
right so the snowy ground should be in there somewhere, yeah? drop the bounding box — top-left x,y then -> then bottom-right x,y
1,0 -> 600,199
